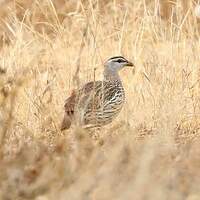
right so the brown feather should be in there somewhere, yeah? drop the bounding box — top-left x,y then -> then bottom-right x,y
64,90 -> 76,116
60,113 -> 72,130
60,90 -> 76,130
61,82 -> 101,130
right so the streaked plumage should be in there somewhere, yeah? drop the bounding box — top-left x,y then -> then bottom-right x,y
61,56 -> 134,130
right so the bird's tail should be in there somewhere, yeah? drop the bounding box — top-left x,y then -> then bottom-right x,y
60,114 -> 71,131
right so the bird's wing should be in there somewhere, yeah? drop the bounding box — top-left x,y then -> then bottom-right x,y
61,81 -> 104,130
64,81 -> 102,115
81,81 -> 102,93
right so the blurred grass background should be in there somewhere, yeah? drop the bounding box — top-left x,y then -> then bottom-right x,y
1,0 -> 200,199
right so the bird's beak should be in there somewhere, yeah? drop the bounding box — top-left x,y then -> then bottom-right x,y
126,61 -> 134,67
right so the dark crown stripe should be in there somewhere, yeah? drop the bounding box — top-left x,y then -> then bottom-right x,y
107,56 -> 127,61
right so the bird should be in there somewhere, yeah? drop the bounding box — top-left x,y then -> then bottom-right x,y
61,56 -> 134,130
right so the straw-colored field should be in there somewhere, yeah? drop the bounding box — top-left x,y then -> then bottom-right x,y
1,0 -> 200,199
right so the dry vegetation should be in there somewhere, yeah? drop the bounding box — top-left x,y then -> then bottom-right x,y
1,0 -> 200,199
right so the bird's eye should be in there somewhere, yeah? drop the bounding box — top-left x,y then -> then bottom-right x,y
116,59 -> 125,63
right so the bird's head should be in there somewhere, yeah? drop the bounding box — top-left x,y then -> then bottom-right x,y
104,56 -> 134,72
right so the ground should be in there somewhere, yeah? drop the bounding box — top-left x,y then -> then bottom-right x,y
0,0 -> 200,199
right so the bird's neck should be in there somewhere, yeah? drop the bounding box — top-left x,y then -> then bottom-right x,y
103,68 -> 121,82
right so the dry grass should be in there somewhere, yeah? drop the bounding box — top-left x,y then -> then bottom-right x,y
1,0 -> 200,199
